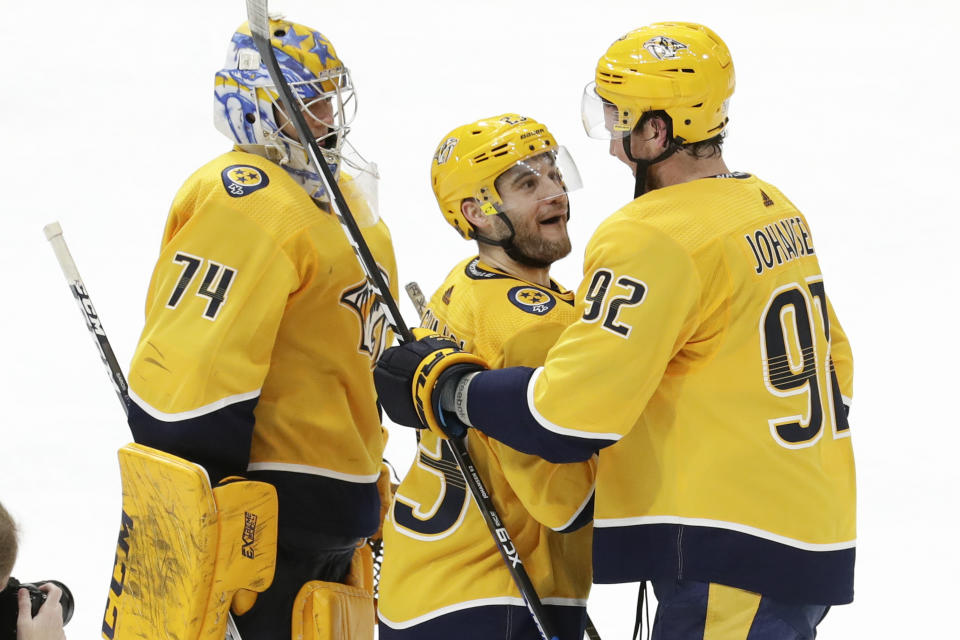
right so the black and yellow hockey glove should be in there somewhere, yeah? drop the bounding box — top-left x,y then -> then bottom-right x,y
374,328 -> 487,438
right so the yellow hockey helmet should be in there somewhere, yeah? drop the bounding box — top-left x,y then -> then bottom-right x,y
582,22 -> 735,144
431,114 -> 580,240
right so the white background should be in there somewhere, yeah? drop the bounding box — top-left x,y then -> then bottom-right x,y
2,0 -> 958,638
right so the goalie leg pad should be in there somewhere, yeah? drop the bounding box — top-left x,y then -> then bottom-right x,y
292,574 -> 374,640
348,541 -> 375,596
102,443 -> 277,640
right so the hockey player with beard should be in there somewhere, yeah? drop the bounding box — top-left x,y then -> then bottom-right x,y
375,23 -> 856,640
376,115 -> 595,640
121,16 -> 396,640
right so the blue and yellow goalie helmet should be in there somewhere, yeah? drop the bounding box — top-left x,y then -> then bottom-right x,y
582,22 -> 735,145
213,18 -> 356,180
431,114 -> 582,240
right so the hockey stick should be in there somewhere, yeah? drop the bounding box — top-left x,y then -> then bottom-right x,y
406,280 -> 602,640
44,222 -> 130,416
404,281 -> 429,320
243,4 -> 558,638
44,222 -> 244,640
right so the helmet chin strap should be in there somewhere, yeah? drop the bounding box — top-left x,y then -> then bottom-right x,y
622,131 -> 679,198
474,211 -> 518,251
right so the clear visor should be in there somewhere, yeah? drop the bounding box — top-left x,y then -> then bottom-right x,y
338,139 -> 380,228
476,147 -> 582,217
581,81 -> 629,140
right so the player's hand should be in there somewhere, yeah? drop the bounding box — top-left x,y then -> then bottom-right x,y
17,584 -> 66,640
374,328 -> 487,438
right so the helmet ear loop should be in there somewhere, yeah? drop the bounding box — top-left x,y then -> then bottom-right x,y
628,119 -> 681,199
473,210 -> 517,249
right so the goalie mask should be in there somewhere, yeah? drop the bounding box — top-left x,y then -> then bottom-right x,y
431,114 -> 582,246
214,18 -> 378,212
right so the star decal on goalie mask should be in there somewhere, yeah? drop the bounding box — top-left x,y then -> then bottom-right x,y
309,35 -> 335,66
279,28 -> 309,50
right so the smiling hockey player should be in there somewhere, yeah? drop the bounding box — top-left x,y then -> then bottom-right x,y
376,115 -> 595,640
375,23 -> 856,640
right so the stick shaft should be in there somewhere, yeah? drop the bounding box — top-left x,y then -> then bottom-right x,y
405,281 -> 428,319
403,282 -> 560,639
244,5 -> 558,636
245,0 -> 411,343
44,222 -> 130,416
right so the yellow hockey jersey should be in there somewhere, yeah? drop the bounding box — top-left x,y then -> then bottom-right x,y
463,174 -> 856,604
377,258 -> 595,629
127,149 -> 397,538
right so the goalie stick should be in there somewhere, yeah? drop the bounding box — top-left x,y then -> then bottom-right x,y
44,222 -> 244,640
243,3 -> 559,638
406,281 -> 602,640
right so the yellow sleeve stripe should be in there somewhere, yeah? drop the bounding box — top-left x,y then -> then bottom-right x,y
592,515 -> 856,551
528,368 -> 623,441
128,387 -> 261,421
245,461 -> 380,484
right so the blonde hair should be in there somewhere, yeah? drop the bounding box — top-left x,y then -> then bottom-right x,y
0,501 -> 17,582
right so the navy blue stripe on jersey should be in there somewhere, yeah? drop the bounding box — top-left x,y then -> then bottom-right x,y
463,257 -> 511,281
466,367 -> 614,463
379,603 -> 587,640
127,397 -> 257,483
248,469 -> 381,539
593,523 -> 855,605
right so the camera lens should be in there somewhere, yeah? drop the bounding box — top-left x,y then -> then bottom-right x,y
0,577 -> 73,639
40,581 -> 74,625
19,581 -> 74,625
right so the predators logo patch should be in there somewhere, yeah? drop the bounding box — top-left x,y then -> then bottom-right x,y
508,286 -> 556,316
221,165 -> 269,198
340,268 -> 391,364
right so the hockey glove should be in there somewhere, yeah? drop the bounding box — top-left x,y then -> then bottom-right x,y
374,328 -> 487,438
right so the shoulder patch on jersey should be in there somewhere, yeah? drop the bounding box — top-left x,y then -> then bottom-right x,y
507,286 -> 556,316
464,258 -> 510,281
221,165 -> 270,198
